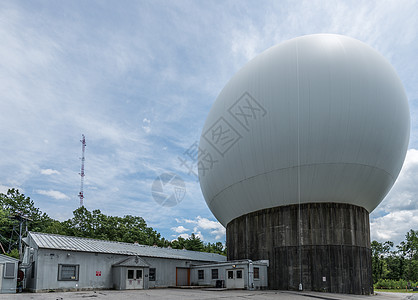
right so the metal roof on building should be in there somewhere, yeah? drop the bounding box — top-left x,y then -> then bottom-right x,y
26,232 -> 226,262
0,253 -> 19,262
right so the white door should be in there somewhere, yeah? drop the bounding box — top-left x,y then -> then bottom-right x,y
126,268 -> 144,289
226,269 -> 244,289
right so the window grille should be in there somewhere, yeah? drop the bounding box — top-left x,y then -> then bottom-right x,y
4,263 -> 15,278
58,264 -> 79,281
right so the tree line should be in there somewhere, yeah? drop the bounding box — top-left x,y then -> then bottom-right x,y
0,189 -> 226,258
371,229 -> 418,288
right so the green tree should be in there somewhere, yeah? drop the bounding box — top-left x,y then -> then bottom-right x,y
62,206 -> 166,246
171,236 -> 186,249
385,253 -> 405,280
203,241 -> 226,255
371,240 -> 393,282
398,230 -> 418,281
399,230 -> 418,260
184,233 -> 204,252
0,189 -> 56,255
372,230 -> 418,285
0,188 -> 54,231
62,206 -> 93,238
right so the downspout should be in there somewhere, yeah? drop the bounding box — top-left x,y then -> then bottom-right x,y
248,260 -> 254,290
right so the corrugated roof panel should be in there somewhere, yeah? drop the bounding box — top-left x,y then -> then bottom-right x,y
28,232 -> 226,262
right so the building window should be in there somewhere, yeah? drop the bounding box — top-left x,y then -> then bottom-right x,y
149,268 -> 156,281
254,267 -> 259,279
136,269 -> 142,279
128,269 -> 134,279
58,264 -> 79,281
198,270 -> 204,280
211,269 -> 218,279
228,270 -> 234,279
237,270 -> 242,279
4,262 -> 15,278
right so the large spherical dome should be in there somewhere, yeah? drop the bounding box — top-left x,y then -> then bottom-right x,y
199,34 -> 410,226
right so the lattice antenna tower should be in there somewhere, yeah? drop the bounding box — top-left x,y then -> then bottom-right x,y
78,134 -> 86,207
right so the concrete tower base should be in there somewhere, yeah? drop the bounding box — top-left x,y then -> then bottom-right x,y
226,203 -> 372,294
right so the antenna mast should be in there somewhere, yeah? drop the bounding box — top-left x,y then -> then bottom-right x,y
78,134 -> 86,207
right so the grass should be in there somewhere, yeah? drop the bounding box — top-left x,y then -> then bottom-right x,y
374,289 -> 418,293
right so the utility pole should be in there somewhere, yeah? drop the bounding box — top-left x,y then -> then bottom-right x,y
7,212 -> 31,260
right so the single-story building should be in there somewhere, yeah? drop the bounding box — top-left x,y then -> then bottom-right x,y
22,232 -> 227,292
22,232 -> 269,292
0,253 -> 19,294
191,260 -> 269,289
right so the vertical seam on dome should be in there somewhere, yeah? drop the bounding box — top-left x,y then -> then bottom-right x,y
296,41 -> 302,290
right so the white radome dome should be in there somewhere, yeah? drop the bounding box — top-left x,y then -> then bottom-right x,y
199,34 -> 410,226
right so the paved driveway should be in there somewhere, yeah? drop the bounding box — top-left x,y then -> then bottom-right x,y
0,289 -> 416,300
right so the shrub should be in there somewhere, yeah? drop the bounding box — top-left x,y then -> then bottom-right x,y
374,279 -> 418,290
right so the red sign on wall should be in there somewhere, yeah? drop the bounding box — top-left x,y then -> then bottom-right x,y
96,271 -> 101,276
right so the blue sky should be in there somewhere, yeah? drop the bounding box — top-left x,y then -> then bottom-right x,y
0,0 -> 417,246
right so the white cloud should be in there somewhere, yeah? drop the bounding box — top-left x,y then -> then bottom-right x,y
370,210 -> 418,244
183,216 -> 226,240
370,149 -> 418,244
40,169 -> 60,175
142,118 -> 151,133
35,189 -> 69,200
373,149 -> 418,214
171,225 -> 189,233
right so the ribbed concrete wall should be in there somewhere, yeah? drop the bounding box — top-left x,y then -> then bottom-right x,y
226,203 -> 372,294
